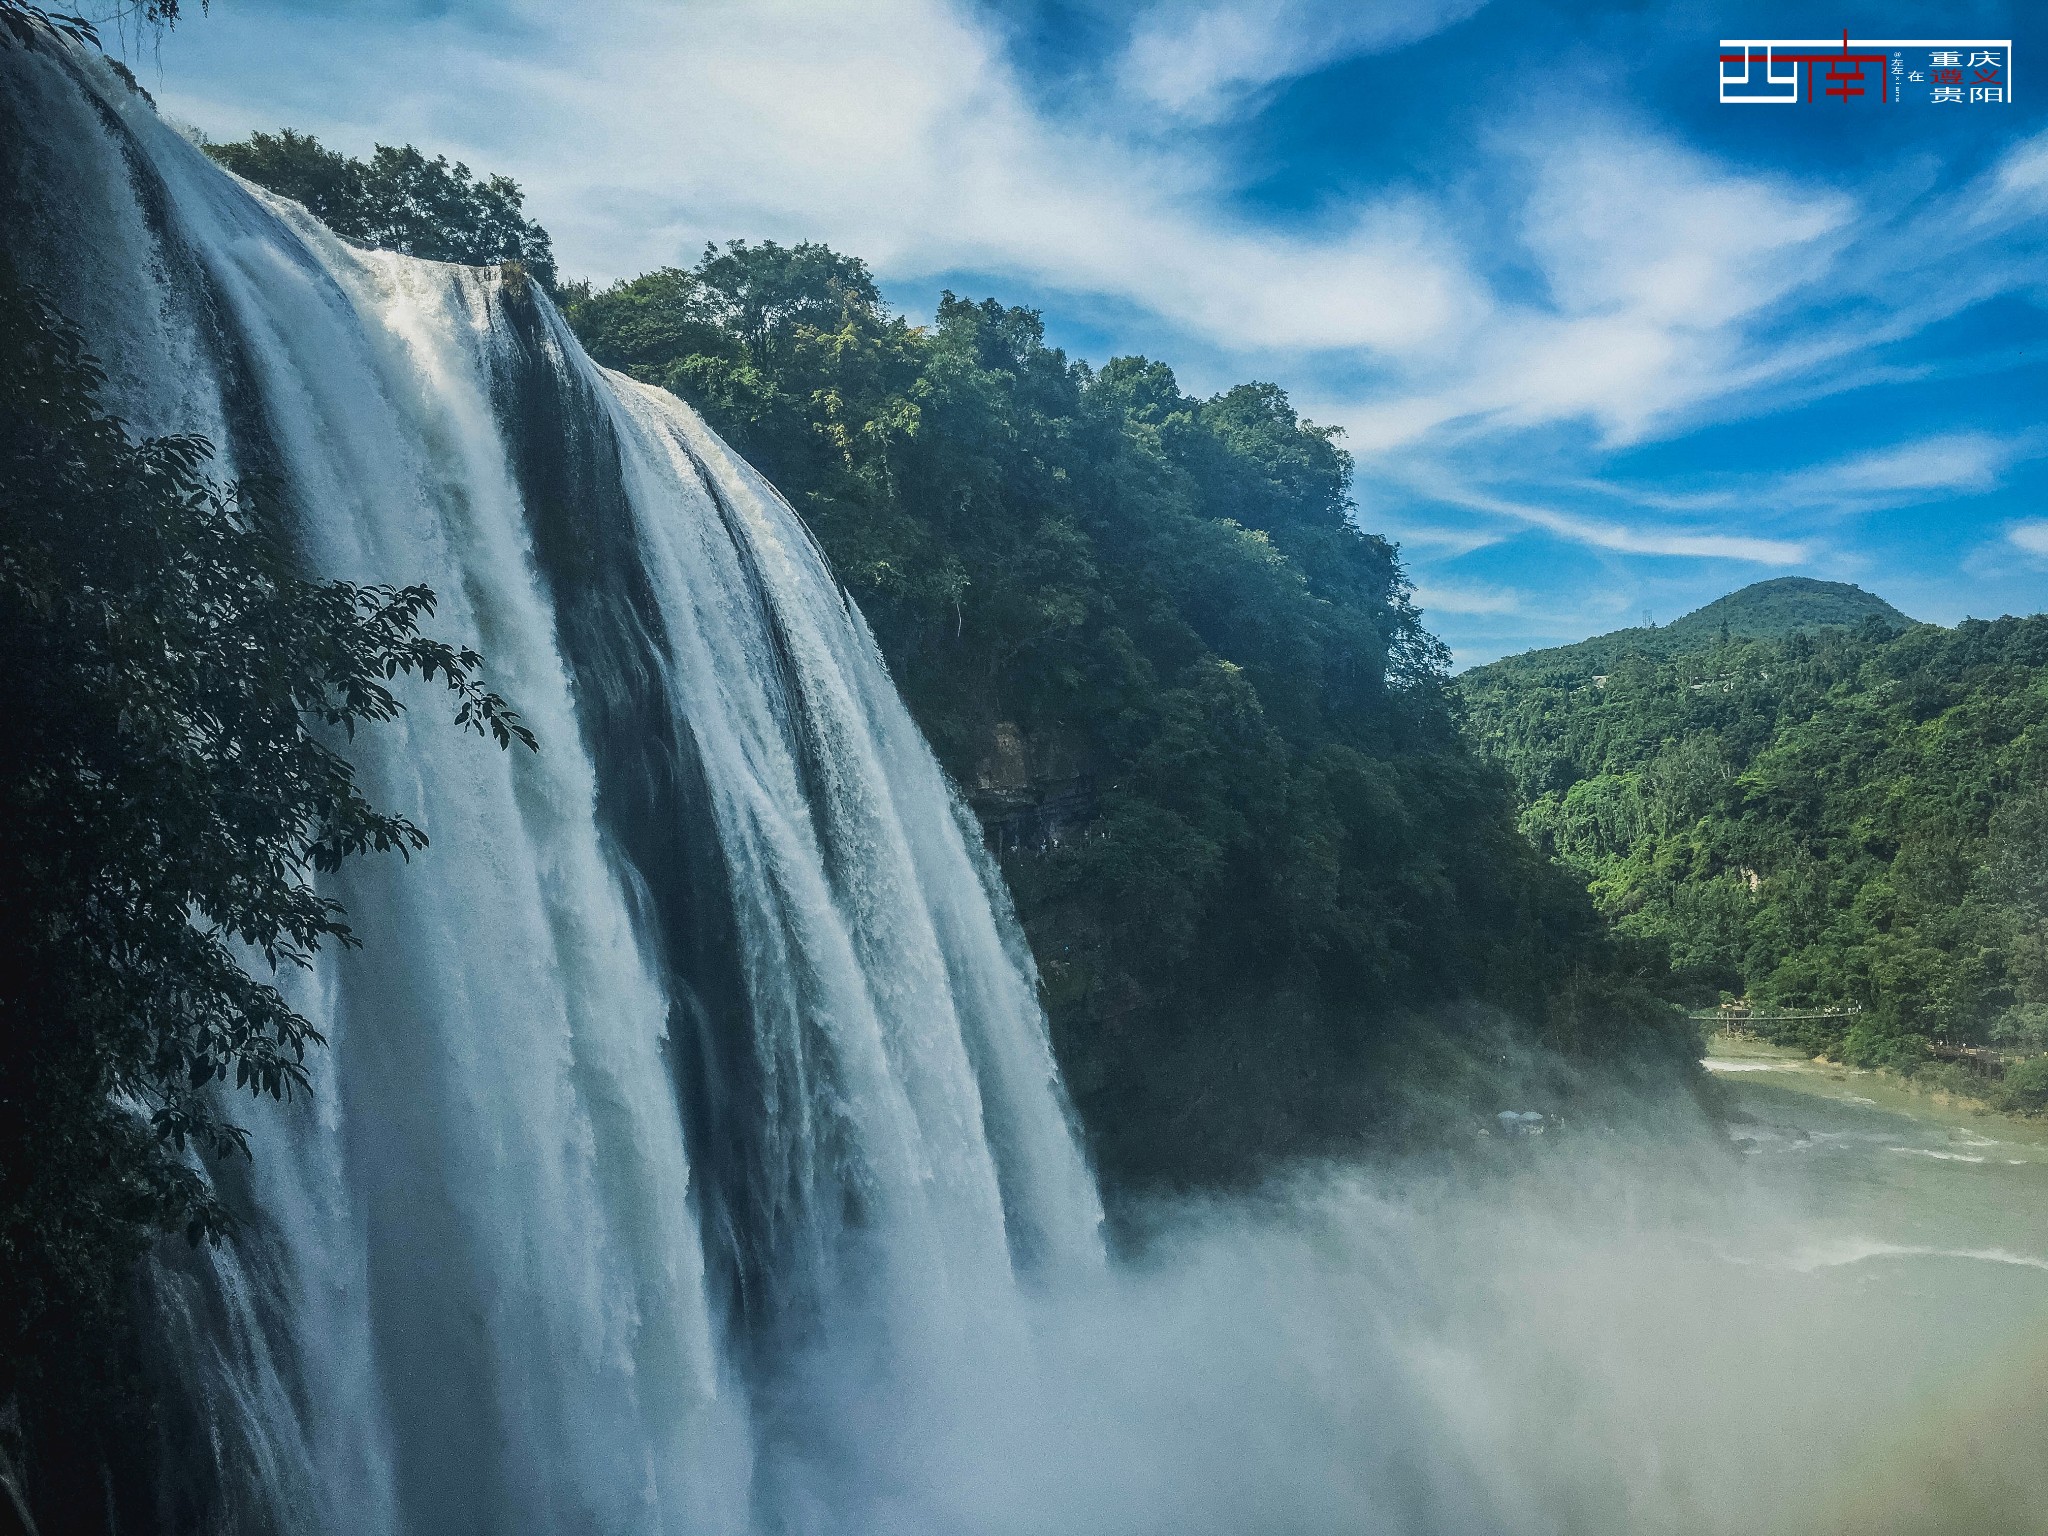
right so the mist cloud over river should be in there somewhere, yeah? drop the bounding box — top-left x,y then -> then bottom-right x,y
763,1069 -> 2048,1536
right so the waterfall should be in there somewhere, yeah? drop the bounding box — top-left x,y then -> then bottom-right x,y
1,35 -> 1101,1534
27,31 -> 2048,1536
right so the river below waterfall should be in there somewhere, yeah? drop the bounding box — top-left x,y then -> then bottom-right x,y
1706,1030 -> 2048,1251
1690,1034 -> 2048,1534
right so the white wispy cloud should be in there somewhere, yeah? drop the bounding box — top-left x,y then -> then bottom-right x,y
1787,433 -> 2013,499
1117,0 -> 1489,123
150,2 -> 2040,437
1979,129 -> 2048,222
1520,130 -> 1847,329
1335,124 -> 1855,452
1371,518 -> 1508,557
1567,432 -> 2036,520
2010,521 -> 2048,559
1396,474 -> 1812,564
1410,580 -> 1526,616
156,0 -> 1483,354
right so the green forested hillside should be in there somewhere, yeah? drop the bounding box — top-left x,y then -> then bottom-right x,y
562,253 -> 1688,1179
207,133 -> 1691,1183
1458,589 -> 2048,1104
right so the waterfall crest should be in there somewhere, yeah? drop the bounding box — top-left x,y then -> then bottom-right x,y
1,36 -> 1101,1533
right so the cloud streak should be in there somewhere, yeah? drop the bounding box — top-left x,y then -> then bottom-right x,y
1409,580 -> 1527,616
1398,474 -> 1812,564
1562,432 -> 2039,520
151,3 -> 2044,437
1117,0 -> 1490,123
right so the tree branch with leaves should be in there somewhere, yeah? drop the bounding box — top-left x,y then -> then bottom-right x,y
0,257 -> 533,1410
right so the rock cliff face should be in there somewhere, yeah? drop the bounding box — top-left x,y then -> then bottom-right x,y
971,722 -> 1097,858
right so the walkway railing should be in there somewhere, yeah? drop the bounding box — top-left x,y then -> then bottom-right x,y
1688,1002 -> 1864,1031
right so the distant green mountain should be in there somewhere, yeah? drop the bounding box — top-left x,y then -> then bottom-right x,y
1472,578 -> 1913,683
1453,584 -> 2048,1088
1675,577 -> 1911,642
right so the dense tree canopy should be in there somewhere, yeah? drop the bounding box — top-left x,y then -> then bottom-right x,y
562,245 -> 1688,1180
1459,601 -> 2048,1081
1492,577 -> 1911,680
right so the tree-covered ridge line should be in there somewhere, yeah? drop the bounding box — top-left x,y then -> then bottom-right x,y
1457,589 -> 2048,1112
1479,577 -> 1913,682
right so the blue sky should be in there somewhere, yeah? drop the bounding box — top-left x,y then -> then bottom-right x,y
131,0 -> 2047,664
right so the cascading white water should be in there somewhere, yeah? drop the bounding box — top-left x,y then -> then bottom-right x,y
2,34 -> 1099,1535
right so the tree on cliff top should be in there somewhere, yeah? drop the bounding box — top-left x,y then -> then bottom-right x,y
206,129 -> 558,291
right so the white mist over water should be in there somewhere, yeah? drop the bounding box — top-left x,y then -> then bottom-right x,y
8,36 -> 2048,1536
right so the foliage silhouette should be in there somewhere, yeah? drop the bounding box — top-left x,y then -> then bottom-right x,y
207,129 -> 558,291
0,258 -> 532,1433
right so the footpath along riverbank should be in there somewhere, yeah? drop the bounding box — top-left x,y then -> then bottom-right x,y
1705,1031 -> 2048,1136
